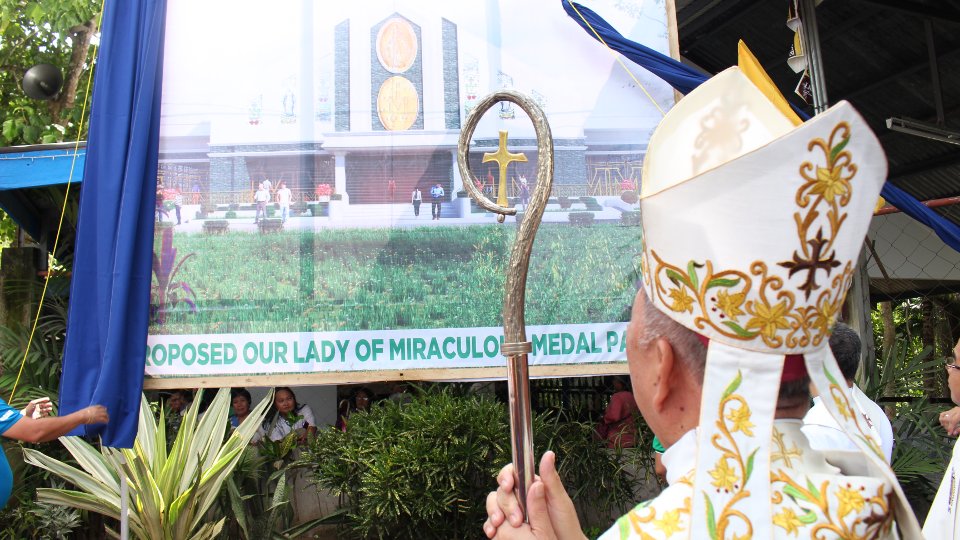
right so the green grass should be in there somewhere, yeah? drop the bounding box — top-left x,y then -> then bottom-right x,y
150,223 -> 641,334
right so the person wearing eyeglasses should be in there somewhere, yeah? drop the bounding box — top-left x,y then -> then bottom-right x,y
924,339 -> 960,537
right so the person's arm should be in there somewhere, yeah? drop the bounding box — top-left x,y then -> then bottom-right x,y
301,405 -> 318,436
2,405 -> 108,443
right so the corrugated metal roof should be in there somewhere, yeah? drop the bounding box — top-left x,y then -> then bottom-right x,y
677,0 -> 960,220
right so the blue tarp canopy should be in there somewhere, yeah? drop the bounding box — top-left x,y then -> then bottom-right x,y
0,143 -> 86,240
0,144 -> 86,191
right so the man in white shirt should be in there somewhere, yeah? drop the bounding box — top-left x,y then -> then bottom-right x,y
430,183 -> 445,220
254,182 -> 270,224
276,181 -> 292,223
802,323 -> 894,463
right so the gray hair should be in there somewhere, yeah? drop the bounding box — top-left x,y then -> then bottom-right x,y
636,289 -> 706,380
635,288 -> 808,406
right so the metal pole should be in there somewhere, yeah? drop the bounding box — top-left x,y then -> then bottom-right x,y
120,462 -> 129,540
925,19 -> 946,126
458,90 -> 554,521
799,0 -> 828,113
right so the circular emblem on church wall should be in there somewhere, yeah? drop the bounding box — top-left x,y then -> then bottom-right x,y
376,18 -> 418,73
377,76 -> 419,131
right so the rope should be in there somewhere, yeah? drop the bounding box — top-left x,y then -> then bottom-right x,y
9,0 -> 106,403
568,1 -> 667,117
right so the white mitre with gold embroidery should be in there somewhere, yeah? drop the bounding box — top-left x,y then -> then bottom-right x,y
637,67 -> 920,538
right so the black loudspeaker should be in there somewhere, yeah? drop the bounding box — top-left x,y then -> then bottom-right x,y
22,64 -> 63,100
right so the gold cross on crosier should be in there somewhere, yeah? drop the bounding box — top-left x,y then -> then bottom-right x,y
482,131 -> 528,208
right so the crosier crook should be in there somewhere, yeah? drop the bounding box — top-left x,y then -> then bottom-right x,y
457,90 -> 554,522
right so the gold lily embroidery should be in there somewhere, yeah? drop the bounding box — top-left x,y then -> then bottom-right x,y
745,298 -> 791,342
772,508 -> 803,536
703,371 -> 757,540
779,122 -> 855,300
716,289 -> 746,321
725,405 -> 755,437
653,509 -> 684,537
836,486 -> 866,519
645,121 -> 860,350
709,459 -> 738,491
668,287 -> 695,313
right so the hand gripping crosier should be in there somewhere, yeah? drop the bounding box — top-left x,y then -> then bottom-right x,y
457,90 -> 553,521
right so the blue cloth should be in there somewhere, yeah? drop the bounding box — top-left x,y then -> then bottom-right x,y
0,398 -> 23,508
561,0 -> 960,255
58,0 -> 167,448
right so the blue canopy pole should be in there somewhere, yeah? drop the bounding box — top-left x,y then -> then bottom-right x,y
59,0 -> 167,447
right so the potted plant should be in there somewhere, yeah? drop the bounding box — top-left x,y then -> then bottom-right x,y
314,184 -> 332,202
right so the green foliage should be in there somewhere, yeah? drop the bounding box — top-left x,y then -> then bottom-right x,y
569,212 -> 595,226
300,387 -> 647,539
23,389 -> 273,539
0,0 -> 100,145
620,210 -> 641,226
862,337 -> 952,515
149,224 -> 639,335
302,388 -> 509,539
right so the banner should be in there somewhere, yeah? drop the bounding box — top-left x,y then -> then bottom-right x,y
148,0 -> 675,385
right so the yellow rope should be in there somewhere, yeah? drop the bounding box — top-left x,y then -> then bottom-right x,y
568,1 -> 667,117
9,0 -> 106,404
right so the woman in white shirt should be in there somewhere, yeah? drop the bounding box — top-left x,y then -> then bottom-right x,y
258,387 -> 317,443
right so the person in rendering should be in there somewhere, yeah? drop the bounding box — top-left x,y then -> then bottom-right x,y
802,322 -> 894,462
482,66 -> 914,538
276,181 -> 292,223
259,387 -> 316,444
173,188 -> 183,225
923,336 -> 960,538
599,376 -> 637,448
518,174 -> 530,209
412,186 -> 422,217
0,396 -> 108,509
430,182 -> 444,220
254,182 -> 270,224
388,178 -> 397,200
229,388 -> 253,428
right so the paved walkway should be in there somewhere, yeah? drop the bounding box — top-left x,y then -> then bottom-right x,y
161,199 -> 635,234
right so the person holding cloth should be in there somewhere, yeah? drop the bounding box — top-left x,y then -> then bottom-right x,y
0,397 -> 108,509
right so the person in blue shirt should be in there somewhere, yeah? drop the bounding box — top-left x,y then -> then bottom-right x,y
0,396 -> 108,509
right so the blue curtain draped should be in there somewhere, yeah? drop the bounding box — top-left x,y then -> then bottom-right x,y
59,0 -> 166,447
561,0 -> 960,254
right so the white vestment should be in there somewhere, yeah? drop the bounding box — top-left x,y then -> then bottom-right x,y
802,384 -> 894,463
598,420 -> 897,540
923,436 -> 960,538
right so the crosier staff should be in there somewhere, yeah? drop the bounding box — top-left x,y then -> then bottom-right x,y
457,90 -> 553,521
